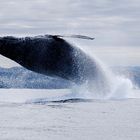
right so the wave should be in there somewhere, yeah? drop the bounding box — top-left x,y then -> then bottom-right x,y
0,67 -> 72,89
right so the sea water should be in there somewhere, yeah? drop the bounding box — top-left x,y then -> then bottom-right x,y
0,54 -> 139,140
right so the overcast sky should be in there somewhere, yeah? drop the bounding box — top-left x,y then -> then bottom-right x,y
0,0 -> 140,67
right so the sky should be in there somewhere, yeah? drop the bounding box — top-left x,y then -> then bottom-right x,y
0,0 -> 140,67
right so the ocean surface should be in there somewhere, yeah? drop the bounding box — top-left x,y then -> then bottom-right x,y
0,47 -> 139,140
0,89 -> 139,140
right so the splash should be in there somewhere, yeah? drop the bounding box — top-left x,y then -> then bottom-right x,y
69,55 -> 133,100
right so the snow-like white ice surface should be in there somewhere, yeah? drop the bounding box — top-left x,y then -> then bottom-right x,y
0,89 -> 140,140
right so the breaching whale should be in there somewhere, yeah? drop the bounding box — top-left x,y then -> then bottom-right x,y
0,35 -> 106,86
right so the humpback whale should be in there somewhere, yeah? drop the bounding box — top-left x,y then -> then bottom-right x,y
0,35 -> 106,86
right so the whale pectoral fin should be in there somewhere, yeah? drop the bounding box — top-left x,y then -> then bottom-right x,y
46,34 -> 95,40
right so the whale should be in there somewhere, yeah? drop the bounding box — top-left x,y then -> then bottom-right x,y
0,35 -> 107,86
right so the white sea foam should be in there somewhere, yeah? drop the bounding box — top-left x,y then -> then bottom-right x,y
68,55 -> 134,100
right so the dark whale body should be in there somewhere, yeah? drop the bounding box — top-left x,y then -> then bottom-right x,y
0,35 -> 103,84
